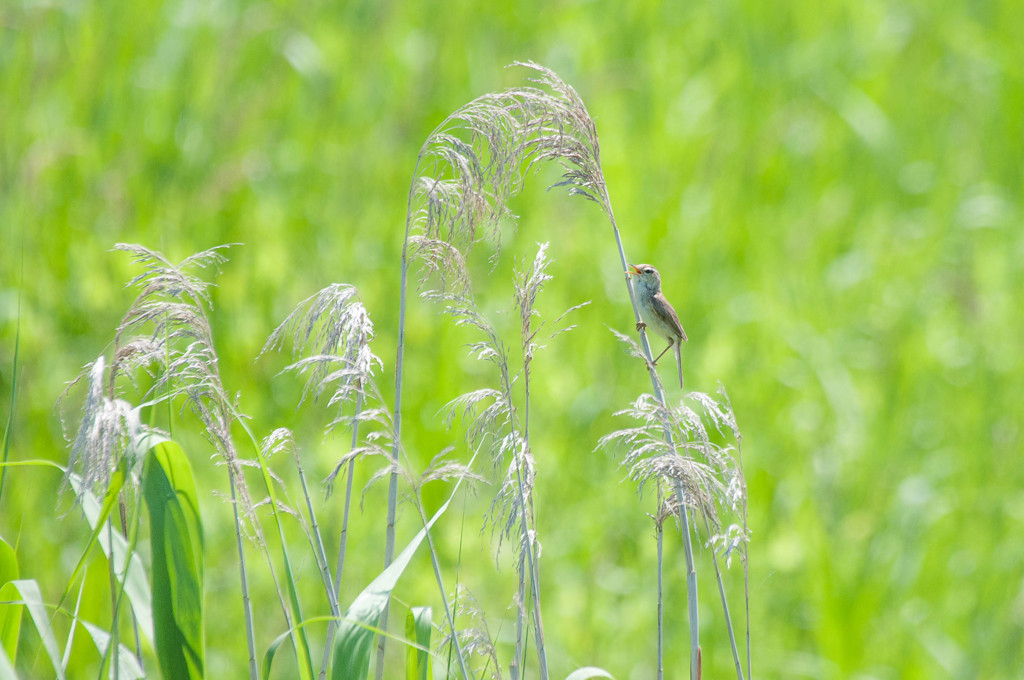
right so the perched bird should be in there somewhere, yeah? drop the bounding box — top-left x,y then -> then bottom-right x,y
628,263 -> 688,388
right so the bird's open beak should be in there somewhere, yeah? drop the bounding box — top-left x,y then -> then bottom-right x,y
627,264 -> 640,276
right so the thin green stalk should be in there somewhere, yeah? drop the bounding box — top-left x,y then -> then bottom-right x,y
235,418 -> 315,680
101,369 -> 141,679
700,511 -> 744,680
382,134 -> 451,676
446,486 -> 472,679
106,520 -> 120,680
336,388 -> 363,598
416,451 -> 481,680
88,479 -> 146,680
492,338 -> 548,679
512,456 -> 547,679
378,182 -> 416,677
0,256 -> 21,504
62,570 -> 88,669
672,483 -> 700,680
736,433 -> 751,680
745,563 -> 752,680
414,496 -> 472,680
320,388 -> 364,680
512,550 -> 525,680
656,497 -> 664,680
230,473 -> 259,680
519,311 -> 547,679
103,493 -> 145,679
295,449 -> 338,610
117,497 -> 143,667
411,447 -> 484,680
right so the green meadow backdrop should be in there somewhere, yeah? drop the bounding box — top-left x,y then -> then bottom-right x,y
2,1 -> 1022,678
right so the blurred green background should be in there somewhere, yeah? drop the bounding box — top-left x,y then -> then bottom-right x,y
2,0 -> 1023,678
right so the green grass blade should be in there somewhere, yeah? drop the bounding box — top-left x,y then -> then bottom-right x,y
262,626 -> 291,679
4,580 -> 65,679
80,620 -> 146,680
0,538 -> 19,663
331,494 -> 453,680
0,588 -> 20,670
277,542 -> 315,680
65,471 -> 154,644
235,419 -> 315,680
59,469 -> 125,609
60,570 -> 86,673
405,607 -> 432,680
263,614 -> 340,678
0,267 -> 20,505
142,439 -> 205,680
0,644 -> 16,680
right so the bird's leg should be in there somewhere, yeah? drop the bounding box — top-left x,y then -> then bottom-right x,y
635,321 -> 647,332
652,342 -> 673,366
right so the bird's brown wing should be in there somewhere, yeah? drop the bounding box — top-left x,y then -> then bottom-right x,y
652,292 -> 687,341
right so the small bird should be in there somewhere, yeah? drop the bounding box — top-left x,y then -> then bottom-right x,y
628,263 -> 688,388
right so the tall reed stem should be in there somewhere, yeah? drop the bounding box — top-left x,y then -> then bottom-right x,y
656,508 -> 664,680
378,174 -> 418,676
701,512 -> 744,680
516,265 -> 548,679
230,473 -> 259,680
320,388 -> 364,679
414,499 -> 472,680
603,197 -> 702,679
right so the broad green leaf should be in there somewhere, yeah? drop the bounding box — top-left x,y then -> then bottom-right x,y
331,496 -> 452,680
564,667 -> 614,680
405,607 -> 432,680
0,538 -> 19,663
143,439 -> 204,680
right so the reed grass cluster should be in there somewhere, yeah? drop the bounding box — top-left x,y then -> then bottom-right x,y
3,63 -> 749,680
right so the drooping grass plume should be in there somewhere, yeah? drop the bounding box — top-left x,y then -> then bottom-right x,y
58,356 -> 146,499
58,244 -> 247,505
108,244 -> 248,497
395,61 -> 617,677
259,279 -> 394,508
598,391 -> 740,529
405,61 -> 614,265
261,283 -> 380,417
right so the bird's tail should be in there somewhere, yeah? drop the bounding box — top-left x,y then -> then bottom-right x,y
675,342 -> 683,388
